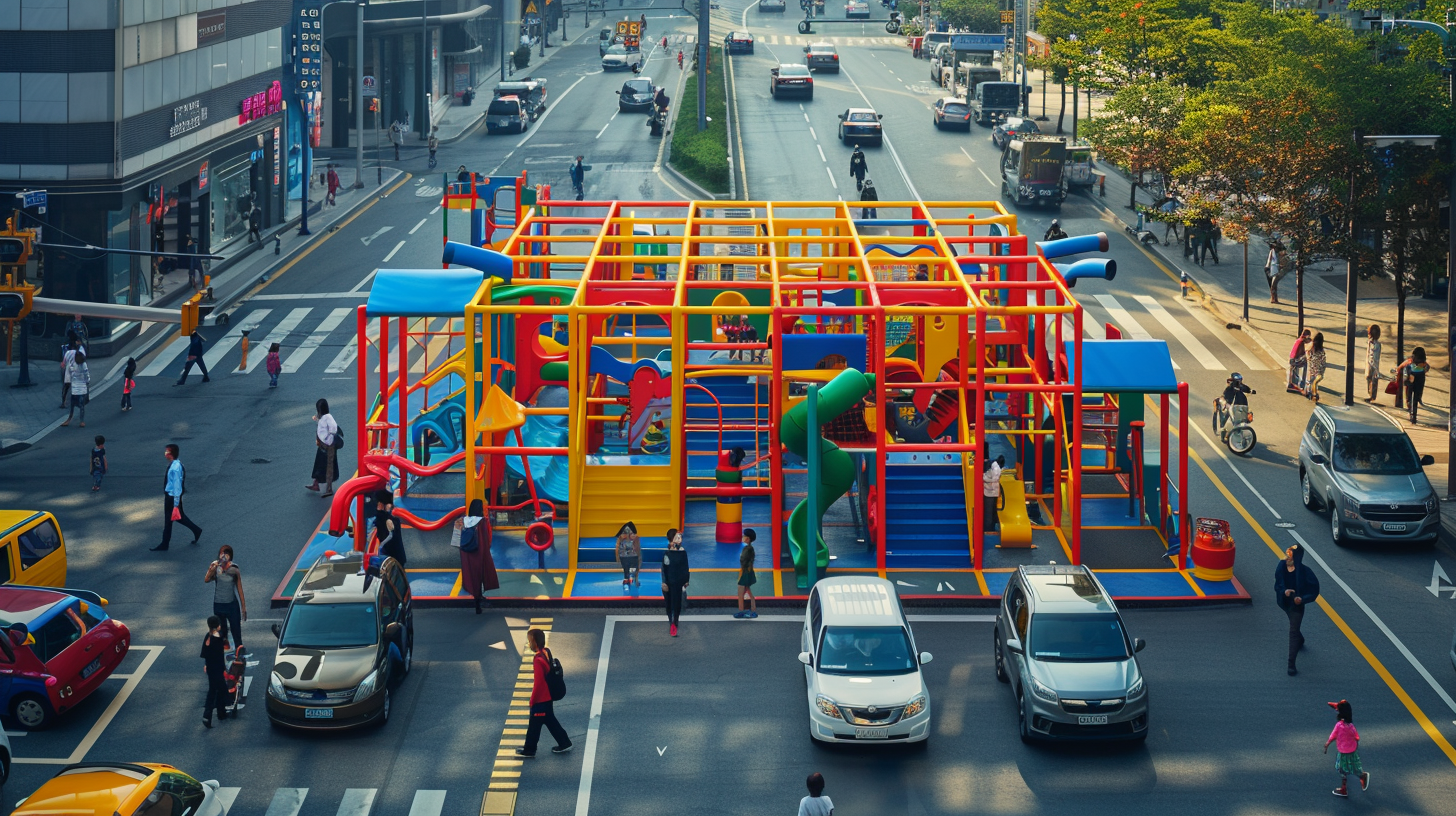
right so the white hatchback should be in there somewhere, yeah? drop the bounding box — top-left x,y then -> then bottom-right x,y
799,576 -> 933,743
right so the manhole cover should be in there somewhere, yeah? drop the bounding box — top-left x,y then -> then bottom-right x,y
250,458 -> 272,464
1275,522 -> 1296,528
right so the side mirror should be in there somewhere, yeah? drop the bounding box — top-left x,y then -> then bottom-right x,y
1134,637 -> 1146,653
1421,454 -> 1436,466
1005,637 -> 1023,654
615,90 -> 621,94
877,114 -> 884,120
385,622 -> 404,643
271,622 -> 282,639
838,113 -> 846,120
1310,453 -> 1328,465
797,651 -> 812,666
803,46 -> 811,52
918,651 -> 934,665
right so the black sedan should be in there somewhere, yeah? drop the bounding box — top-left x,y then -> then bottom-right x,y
991,116 -> 1041,149
770,64 -> 814,99
759,0 -> 787,11
724,31 -> 755,54
617,78 -> 655,113
932,97 -> 972,130
838,108 -> 883,145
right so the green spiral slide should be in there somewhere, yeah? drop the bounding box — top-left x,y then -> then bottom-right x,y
781,368 -> 873,589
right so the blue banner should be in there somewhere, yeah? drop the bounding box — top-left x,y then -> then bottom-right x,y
950,33 -> 1006,51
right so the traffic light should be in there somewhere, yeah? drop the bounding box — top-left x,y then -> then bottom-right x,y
369,98 -> 379,112
0,292 -> 24,319
0,235 -> 29,265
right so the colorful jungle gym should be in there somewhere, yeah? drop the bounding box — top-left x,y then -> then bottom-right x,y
272,176 -> 1249,606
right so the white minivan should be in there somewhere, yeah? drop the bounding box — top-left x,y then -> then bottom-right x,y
799,576 -> 933,743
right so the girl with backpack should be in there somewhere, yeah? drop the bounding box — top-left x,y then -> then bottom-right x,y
516,627 -> 572,757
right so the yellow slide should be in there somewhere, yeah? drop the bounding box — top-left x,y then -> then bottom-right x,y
997,472 -> 1034,547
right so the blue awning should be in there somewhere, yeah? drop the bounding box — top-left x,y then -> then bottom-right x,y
366,269 -> 484,317
1064,339 -> 1178,393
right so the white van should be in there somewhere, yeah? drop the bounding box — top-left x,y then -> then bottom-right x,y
799,576 -> 933,743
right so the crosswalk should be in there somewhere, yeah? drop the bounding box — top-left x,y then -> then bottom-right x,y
1045,290 -> 1270,372
212,786 -> 447,816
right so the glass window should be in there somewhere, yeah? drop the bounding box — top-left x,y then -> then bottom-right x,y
0,545 -> 12,584
281,603 -> 379,649
387,566 -> 410,604
847,112 -> 877,122
17,520 -> 61,570
816,626 -> 916,675
1310,418 -> 1332,457
145,772 -> 205,816
1008,585 -> 1028,641
487,99 -> 521,116
378,582 -> 399,621
1332,433 -> 1421,475
32,610 -> 83,664
1029,614 -> 1129,661
210,156 -> 254,248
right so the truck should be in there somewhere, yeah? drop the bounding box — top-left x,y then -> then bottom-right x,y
969,80 -> 1021,126
999,136 -> 1068,209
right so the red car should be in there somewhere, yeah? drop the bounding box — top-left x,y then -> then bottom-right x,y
0,586 -> 130,730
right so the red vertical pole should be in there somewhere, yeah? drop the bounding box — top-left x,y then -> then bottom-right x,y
972,310 -> 986,570
1178,381 -> 1189,570
355,305 -> 368,552
397,317 -> 408,467
1160,393 -> 1170,538
1071,305 -> 1083,566
770,296 -> 783,577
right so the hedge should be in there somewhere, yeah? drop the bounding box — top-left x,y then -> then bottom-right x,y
669,46 -> 729,194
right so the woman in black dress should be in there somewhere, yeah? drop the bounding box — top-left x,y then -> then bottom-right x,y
661,528 -> 689,637
374,490 -> 407,566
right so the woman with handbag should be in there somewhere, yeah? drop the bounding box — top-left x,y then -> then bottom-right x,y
457,499 -> 499,613
1364,325 -> 1383,403
307,398 -> 340,497
1392,348 -> 1429,425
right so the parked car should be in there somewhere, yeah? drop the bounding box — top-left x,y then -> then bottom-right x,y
724,31 -> 755,54
0,585 -> 129,730
991,115 -> 1040,148
12,763 -> 230,816
598,28 -> 616,56
770,64 -> 815,99
932,96 -> 972,130
838,108 -> 883,145
492,79 -> 548,121
485,96 -> 529,134
799,576 -> 933,744
804,42 -> 840,72
1299,403 -> 1439,545
617,77 -> 656,113
919,30 -> 951,58
845,1 -> 869,17
266,552 -> 413,731
994,565 -> 1150,743
0,510 -> 68,587
759,0 -> 787,11
601,44 -> 643,71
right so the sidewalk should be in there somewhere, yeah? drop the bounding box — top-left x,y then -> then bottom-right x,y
0,169 -> 406,456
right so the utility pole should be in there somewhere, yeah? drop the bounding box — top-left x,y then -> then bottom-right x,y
355,0 -> 366,189
1343,128 -> 1363,408
421,0 -> 429,140
698,0 -> 708,132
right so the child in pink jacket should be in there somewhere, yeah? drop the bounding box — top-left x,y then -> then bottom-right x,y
1324,699 -> 1369,797
265,343 -> 282,388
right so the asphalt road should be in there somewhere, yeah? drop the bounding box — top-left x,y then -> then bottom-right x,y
1,0 -> 1455,813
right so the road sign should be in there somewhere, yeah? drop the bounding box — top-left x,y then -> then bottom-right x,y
295,1 -> 324,93
362,75 -> 377,97
16,190 -> 45,209
950,33 -> 1007,52
616,20 -> 641,35
1000,10 -> 1014,23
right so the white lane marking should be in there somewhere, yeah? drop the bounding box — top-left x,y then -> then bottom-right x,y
382,240 -> 406,263
359,226 -> 392,246
803,113 -> 810,122
215,788 -> 241,811
263,788 -> 309,816
959,146 -> 976,164
1187,413 -> 1282,519
825,166 -> 837,189
250,292 -> 367,301
977,167 -> 995,186
596,110 -> 618,139
408,791 -> 447,816
1172,293 -> 1270,370
242,308 -> 310,373
839,66 -> 920,200
281,307 -> 352,373
1291,531 -> 1456,715
817,143 -> 827,162
204,311 -> 270,372
336,788 -> 378,816
349,268 -> 379,293
139,336 -> 192,377
514,75 -> 587,150
809,126 -> 816,141
16,646 -> 163,765
430,205 -> 441,215
574,618 -> 617,816
1134,295 -> 1223,370
409,217 -> 428,235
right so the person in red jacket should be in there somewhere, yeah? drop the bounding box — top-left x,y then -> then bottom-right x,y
516,628 -> 572,757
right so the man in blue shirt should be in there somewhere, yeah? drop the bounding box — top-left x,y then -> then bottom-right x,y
153,443 -> 203,551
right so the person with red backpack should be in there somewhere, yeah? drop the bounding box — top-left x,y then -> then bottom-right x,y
517,627 -> 572,757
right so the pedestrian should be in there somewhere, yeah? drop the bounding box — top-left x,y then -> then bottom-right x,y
90,435 -> 106,492
849,146 -> 867,191
516,627 -> 572,757
121,357 -> 136,411
182,235 -> 201,290
859,177 -> 878,219
66,314 -> 88,348
248,202 -> 262,243
175,330 -> 211,385
1199,218 -> 1220,264
1324,699 -> 1370,797
374,490 -> 408,566
982,454 -> 1003,533
1158,198 -> 1180,244
326,165 -> 341,206
61,351 -> 89,427
456,498 -> 499,613
734,529 -> 758,618
742,317 -> 761,363
200,615 -> 229,727
153,443 -> 203,551
1364,324 -> 1382,403
1304,332 -> 1326,403
1275,543 -> 1319,676
661,528 -> 689,637
1394,347 -> 1428,424
204,545 -> 247,650
569,156 -> 586,201
428,128 -> 439,167
59,339 -> 81,408
457,165 -> 471,184
1285,329 -> 1310,394
390,120 -> 404,161
264,342 -> 282,388
615,521 -> 641,589
678,49 -> 684,69
798,772 -> 834,816
307,399 -> 340,496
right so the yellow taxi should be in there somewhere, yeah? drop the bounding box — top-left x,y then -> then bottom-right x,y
12,762 -> 231,816
0,511 -> 67,588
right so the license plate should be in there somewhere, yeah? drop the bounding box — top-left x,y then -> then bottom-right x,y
305,708 -> 334,719
854,727 -> 889,739
80,657 -> 102,680
1078,715 -> 1109,725
1383,523 -> 1407,532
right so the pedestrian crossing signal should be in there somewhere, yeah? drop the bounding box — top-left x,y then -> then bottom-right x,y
369,98 -> 379,112
0,292 -> 25,319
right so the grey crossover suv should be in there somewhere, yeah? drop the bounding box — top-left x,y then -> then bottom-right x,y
1299,404 -> 1438,546
994,565 -> 1149,742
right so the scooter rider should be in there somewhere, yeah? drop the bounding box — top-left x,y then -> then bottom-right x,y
654,86 -> 670,115
1043,219 -> 1068,242
1217,372 -> 1256,439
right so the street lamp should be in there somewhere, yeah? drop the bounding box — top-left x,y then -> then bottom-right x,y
355,0 -> 366,189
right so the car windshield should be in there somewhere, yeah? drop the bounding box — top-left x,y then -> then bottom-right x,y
780,65 -> 809,77
1332,432 -> 1422,475
624,80 -> 651,94
848,112 -> 877,122
282,602 -> 378,648
487,100 -> 520,116
1029,614 -> 1128,661
817,625 -> 916,675
943,103 -> 968,114
811,44 -> 834,52
606,45 -> 627,55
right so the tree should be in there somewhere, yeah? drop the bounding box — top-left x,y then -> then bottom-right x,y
1081,78 -> 1187,208
937,0 -> 1000,32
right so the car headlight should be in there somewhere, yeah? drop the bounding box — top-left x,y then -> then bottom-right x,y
1342,505 -> 1361,520
268,672 -> 286,699
1426,497 -> 1439,514
815,695 -> 842,718
903,695 -> 927,718
1029,676 -> 1059,703
353,669 -> 380,702
1127,677 -> 1145,699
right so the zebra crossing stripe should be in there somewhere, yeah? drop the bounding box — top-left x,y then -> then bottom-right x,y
139,336 -> 191,377
408,790 -> 447,816
241,308 -> 310,374
1170,293 -> 1269,370
1092,294 -> 1179,369
264,787 -> 308,816
1134,295 -> 1222,370
336,788 -> 378,816
282,307 -> 353,374
205,310 -> 272,372
214,788 -> 241,812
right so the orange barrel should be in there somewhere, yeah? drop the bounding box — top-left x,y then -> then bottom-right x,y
1190,517 -> 1235,581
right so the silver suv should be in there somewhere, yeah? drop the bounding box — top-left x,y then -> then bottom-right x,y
1299,404 -> 1438,546
994,565 -> 1148,742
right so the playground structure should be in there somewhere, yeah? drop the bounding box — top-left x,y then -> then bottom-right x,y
277,176 -> 1250,605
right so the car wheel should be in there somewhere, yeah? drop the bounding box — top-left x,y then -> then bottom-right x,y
402,637 -> 413,676
10,694 -> 50,730
770,85 -> 776,96
993,633 -> 1008,683
1300,470 -> 1319,511
1016,690 -> 1032,744
838,127 -> 843,141
377,688 -> 392,727
1330,499 -> 1345,546
0,747 -> 9,786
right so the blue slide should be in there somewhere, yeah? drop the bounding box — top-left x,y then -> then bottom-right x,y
504,385 -> 571,503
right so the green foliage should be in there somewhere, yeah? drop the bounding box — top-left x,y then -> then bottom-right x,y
669,47 -> 730,194
937,0 -> 1000,32
1080,78 -> 1186,183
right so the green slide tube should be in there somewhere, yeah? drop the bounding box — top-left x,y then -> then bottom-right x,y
780,368 -> 873,588
491,284 -> 571,304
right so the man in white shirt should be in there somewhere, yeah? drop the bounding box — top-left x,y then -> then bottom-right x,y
797,772 -> 833,816
983,455 -> 1005,534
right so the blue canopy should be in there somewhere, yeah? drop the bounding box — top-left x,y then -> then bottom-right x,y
366,269 -> 484,317
1063,339 -> 1178,394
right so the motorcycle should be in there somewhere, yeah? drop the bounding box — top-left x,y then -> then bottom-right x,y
647,106 -> 667,137
885,10 -> 901,34
1212,398 -> 1257,455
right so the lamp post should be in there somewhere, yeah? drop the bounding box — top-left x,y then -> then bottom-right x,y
355,0 -> 366,189
420,0 -> 429,141
298,93 -> 312,236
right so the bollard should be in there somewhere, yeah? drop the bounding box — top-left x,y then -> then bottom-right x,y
238,329 -> 251,371
1180,270 -> 1189,298
1098,174 -> 1106,197
274,234 -> 281,255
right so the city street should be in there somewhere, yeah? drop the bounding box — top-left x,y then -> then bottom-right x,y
1,1 -> 1455,814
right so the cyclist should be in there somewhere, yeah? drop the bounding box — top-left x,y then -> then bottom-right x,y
427,128 -> 439,169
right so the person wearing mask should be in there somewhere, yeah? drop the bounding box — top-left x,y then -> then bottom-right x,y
457,499 -> 498,613
153,443 -> 202,551
615,521 -> 641,589
307,399 -> 339,497
661,528 -> 690,637
200,615 -> 230,727
1043,219 -> 1068,242
859,178 -> 878,220
1217,372 -> 1255,439
516,627 -> 572,757
982,455 -> 1004,533
374,490 -> 408,566
204,545 -> 247,651
1275,543 -> 1319,676
848,146 -> 868,192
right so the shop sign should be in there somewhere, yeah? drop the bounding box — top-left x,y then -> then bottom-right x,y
295,2 -> 323,93
170,99 -> 209,138
239,81 -> 284,125
198,160 -> 209,191
273,126 -> 281,186
198,10 -> 227,46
